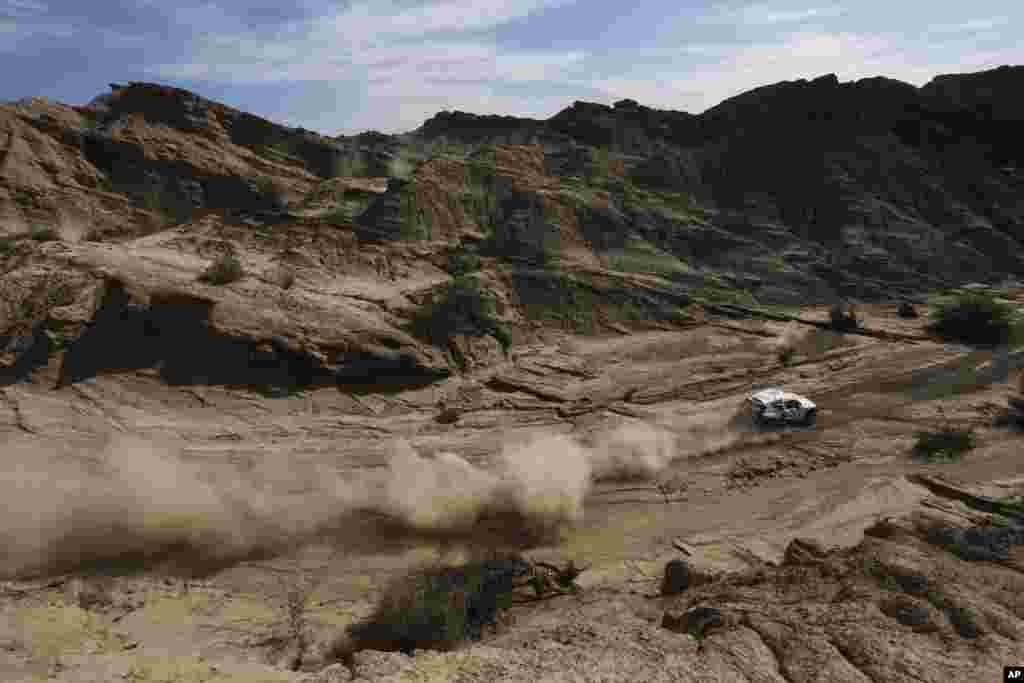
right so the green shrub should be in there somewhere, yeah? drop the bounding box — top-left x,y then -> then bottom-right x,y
408,275 -> 503,350
863,558 -> 884,579
46,285 -> 70,307
492,323 -> 512,353
862,558 -> 898,590
387,150 -> 416,180
321,206 -> 350,227
30,225 -> 57,241
45,321 -> 67,352
200,253 -> 244,286
346,557 -> 526,655
764,255 -> 788,272
444,242 -> 481,276
255,176 -> 277,195
926,590 -> 946,609
0,238 -> 16,256
15,301 -> 34,321
778,347 -> 798,367
602,239 -> 692,279
691,283 -> 757,306
927,291 -> 1015,347
688,621 -> 708,640
333,154 -> 369,178
996,495 -> 1024,513
912,426 -> 976,462
13,190 -> 34,208
814,330 -> 839,354
97,175 -> 114,192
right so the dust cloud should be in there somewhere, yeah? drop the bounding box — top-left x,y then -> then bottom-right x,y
1,413 -> 749,579
0,434 -> 368,580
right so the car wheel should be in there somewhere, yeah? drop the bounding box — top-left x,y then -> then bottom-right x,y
803,409 -> 817,426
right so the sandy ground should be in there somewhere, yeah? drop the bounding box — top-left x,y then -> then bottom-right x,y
2,302 -> 1024,681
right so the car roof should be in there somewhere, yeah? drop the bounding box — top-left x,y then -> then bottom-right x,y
750,388 -> 813,404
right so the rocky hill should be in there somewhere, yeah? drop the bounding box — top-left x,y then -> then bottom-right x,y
3,68 -> 1023,392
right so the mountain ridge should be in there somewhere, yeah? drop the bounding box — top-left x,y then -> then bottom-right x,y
2,65 -> 1023,390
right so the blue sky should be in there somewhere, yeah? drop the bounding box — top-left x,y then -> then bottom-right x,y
2,1 -> 1021,135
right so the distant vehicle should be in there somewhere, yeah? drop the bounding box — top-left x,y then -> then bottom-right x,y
748,386 -> 817,426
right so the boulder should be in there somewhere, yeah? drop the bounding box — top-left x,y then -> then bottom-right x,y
895,606 -> 931,627
897,301 -> 919,318
660,559 -> 690,596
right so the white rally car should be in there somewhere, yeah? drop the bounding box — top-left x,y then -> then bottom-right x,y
748,386 -> 817,426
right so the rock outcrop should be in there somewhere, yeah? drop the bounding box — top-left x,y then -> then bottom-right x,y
4,67 -> 1024,394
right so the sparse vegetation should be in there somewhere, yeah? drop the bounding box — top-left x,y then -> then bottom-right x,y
344,556 -> 529,656
926,590 -> 947,610
254,175 -> 277,195
408,275 -> 507,356
691,279 -> 758,306
764,255 -> 788,272
46,284 -> 71,307
557,175 -> 600,210
397,184 -> 431,241
482,224 -> 561,268
333,154 -> 369,178
274,571 -> 312,671
387,148 -> 416,180
654,476 -> 688,504
586,145 -> 611,184
863,558 -> 899,591
622,182 -> 707,224
813,329 -> 840,355
255,143 -> 295,164
30,225 -> 57,241
444,241 -> 482,276
927,291 -> 1017,347
322,205 -> 353,227
200,253 -> 244,286
140,188 -> 178,225
96,175 -> 114,192
912,426 -> 977,462
45,321 -> 67,352
778,347 -> 798,367
602,238 -> 693,279
0,237 -> 16,256
255,176 -> 287,211
15,300 -> 34,321
13,190 -> 34,208
78,108 -> 101,127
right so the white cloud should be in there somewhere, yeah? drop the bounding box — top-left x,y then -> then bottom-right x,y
143,0 -> 1024,135
586,31 -> 1024,114
926,17 -> 1009,34
701,3 -> 845,25
339,89 -> 570,134
151,0 -> 583,87
317,0 -> 574,43
146,0 -> 585,133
